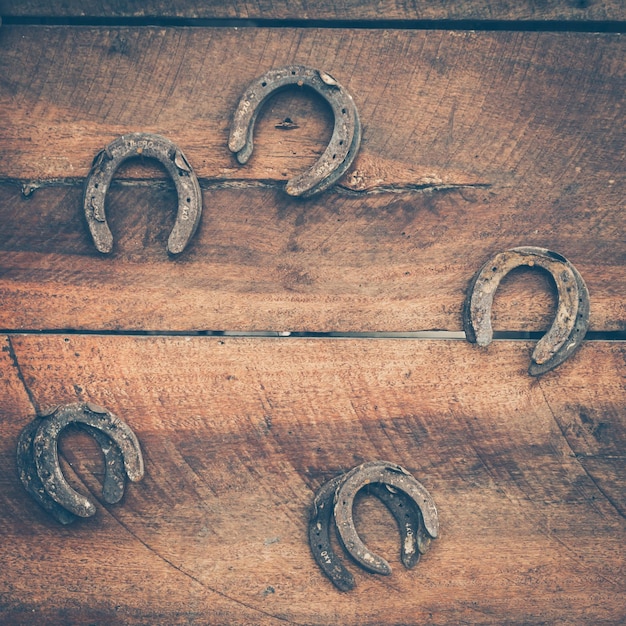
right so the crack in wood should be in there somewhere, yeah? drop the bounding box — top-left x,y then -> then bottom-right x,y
2,177 -> 493,198
537,380 -> 626,521
99,510 -> 303,625
4,336 -> 38,412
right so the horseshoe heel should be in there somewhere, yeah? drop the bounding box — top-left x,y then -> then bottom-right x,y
228,65 -> 361,197
333,461 -> 439,576
83,133 -> 202,255
76,425 -> 127,504
17,419 -> 77,525
367,483 -> 428,568
32,403 -> 144,518
463,246 -> 590,375
308,475 -> 356,592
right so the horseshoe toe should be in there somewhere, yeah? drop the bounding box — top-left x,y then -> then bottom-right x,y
463,246 -> 590,375
83,133 -> 202,255
228,65 -> 361,197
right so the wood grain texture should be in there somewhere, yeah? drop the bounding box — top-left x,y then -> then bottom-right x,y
1,183 -> 624,333
0,27 -> 623,192
1,335 -> 625,624
1,0 -> 624,21
0,27 -> 623,332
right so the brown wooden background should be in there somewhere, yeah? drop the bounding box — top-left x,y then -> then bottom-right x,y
0,2 -> 624,624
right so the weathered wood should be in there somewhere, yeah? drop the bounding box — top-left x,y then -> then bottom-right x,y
1,335 -> 624,624
1,0 -> 624,21
0,27 -> 623,332
1,183 -> 623,332
0,28 -> 623,193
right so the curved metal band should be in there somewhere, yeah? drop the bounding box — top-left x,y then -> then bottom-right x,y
308,471 -> 429,590
17,416 -> 128,523
83,133 -> 202,255
463,246 -> 590,375
368,483 -> 430,567
333,461 -> 439,576
308,475 -> 356,591
32,403 -> 144,518
17,419 -> 77,525
228,65 -> 361,197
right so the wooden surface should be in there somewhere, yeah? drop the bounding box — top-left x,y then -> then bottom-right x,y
1,336 -> 625,625
1,8 -> 624,626
1,183 -> 624,333
1,28 -> 623,186
0,27 -> 624,332
1,0 -> 624,21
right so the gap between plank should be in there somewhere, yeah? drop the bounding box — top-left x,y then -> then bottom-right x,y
1,330 -> 625,341
1,16 -> 625,33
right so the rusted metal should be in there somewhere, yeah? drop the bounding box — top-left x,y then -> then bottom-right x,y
368,483 -> 428,569
309,461 -> 438,590
228,65 -> 361,197
463,246 -> 590,375
17,419 -> 77,525
17,403 -> 144,522
83,133 -> 202,255
333,461 -> 438,576
308,474 -> 356,592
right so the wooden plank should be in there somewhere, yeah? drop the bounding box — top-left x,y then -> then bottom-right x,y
0,27 -> 623,332
0,28 -> 623,192
1,335 -> 625,624
1,0 -> 624,21
1,183 -> 624,332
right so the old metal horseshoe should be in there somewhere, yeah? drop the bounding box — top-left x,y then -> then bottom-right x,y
228,65 -> 361,197
333,461 -> 439,576
308,473 -> 428,591
463,246 -> 590,375
83,133 -> 202,254
367,483 -> 429,569
31,403 -> 144,518
17,405 -> 133,524
17,420 -> 127,524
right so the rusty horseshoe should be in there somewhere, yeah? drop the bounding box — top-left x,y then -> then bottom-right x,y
228,65 -> 361,197
463,246 -> 590,375
17,415 -> 128,524
309,461 -> 438,590
333,461 -> 439,577
17,403 -> 144,521
83,133 -> 202,254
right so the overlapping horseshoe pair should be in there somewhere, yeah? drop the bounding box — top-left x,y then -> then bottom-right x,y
309,461 -> 438,591
463,246 -> 590,375
83,66 -> 361,253
16,403 -> 144,524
